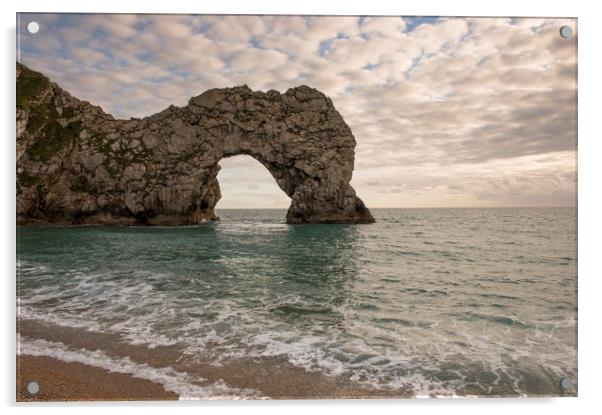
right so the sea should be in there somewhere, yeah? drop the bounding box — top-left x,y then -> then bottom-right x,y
16,208 -> 577,399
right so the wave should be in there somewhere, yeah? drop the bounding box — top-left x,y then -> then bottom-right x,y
17,335 -> 263,400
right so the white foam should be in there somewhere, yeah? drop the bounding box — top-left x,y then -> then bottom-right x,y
18,304 -> 103,332
18,335 -> 263,400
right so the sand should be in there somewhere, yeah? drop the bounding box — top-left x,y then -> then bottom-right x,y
17,355 -> 178,402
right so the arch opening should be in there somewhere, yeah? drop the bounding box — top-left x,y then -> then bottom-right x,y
215,155 -> 292,211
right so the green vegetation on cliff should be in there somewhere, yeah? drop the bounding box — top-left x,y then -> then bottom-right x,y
25,105 -> 81,163
16,62 -> 50,110
17,170 -> 38,186
69,175 -> 96,194
18,62 -> 82,163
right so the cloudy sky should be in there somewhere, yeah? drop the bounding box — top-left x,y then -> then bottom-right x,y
17,14 -> 577,208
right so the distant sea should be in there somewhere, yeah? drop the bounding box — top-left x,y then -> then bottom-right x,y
17,208 -> 577,398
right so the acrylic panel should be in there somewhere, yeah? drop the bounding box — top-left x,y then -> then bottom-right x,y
16,13 -> 577,401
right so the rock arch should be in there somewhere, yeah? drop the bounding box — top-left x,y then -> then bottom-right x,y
16,63 -> 374,225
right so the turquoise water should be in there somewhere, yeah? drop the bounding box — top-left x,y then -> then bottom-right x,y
17,208 -> 577,397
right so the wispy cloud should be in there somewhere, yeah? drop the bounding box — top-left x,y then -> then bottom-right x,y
18,14 -> 577,208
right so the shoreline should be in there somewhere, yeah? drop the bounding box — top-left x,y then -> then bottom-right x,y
16,350 -> 411,401
17,319 -> 413,401
17,354 -> 178,402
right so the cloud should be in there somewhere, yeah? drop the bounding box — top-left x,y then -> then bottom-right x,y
17,14 -> 577,207
228,48 -> 288,72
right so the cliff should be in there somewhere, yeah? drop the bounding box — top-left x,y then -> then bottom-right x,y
16,62 -> 374,225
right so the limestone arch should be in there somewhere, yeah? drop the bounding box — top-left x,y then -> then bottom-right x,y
16,63 -> 374,225
173,85 -> 375,224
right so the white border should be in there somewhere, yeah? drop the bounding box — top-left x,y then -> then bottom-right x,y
2,1 -> 601,414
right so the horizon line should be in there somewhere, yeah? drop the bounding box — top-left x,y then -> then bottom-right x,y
215,206 -> 577,210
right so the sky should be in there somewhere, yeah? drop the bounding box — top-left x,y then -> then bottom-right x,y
17,14 -> 577,208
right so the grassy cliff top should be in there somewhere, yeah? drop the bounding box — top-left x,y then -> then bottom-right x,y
17,62 -> 51,110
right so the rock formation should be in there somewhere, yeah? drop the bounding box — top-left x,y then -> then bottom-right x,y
16,62 -> 374,225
